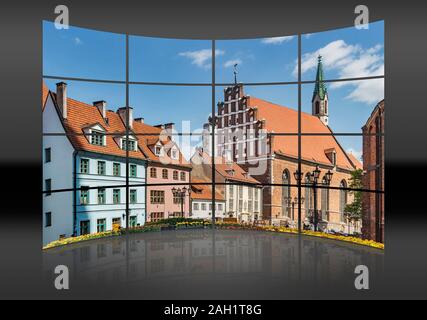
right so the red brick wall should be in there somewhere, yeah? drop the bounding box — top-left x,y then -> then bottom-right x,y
362,101 -> 385,242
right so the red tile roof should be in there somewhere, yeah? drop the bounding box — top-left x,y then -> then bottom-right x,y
190,178 -> 224,201
43,83 -> 189,167
249,96 -> 358,170
195,150 -> 260,184
42,81 -> 49,110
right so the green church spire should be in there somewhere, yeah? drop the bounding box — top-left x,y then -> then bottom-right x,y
312,55 -> 328,102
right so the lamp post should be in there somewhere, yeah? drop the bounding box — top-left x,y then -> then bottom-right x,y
172,187 -> 191,218
292,196 -> 305,222
306,166 -> 333,232
306,166 -> 321,231
293,169 -> 303,233
284,196 -> 305,224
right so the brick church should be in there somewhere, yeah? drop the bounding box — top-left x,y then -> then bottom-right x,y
203,57 -> 362,233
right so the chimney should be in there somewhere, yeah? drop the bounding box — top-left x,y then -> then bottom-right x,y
117,107 -> 133,129
93,100 -> 107,119
164,122 -> 175,132
154,124 -> 165,130
56,82 -> 67,119
135,117 -> 144,124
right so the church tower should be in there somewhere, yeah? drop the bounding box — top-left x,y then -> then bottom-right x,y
312,55 -> 329,126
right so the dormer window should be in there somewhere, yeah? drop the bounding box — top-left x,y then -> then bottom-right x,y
155,146 -> 161,156
121,138 -> 136,151
155,145 -> 162,156
325,148 -> 337,166
225,169 -> 235,176
171,146 -> 179,160
91,131 -> 104,146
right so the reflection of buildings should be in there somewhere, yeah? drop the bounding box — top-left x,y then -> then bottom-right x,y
42,230 -> 383,296
362,100 -> 385,242
42,82 -> 189,245
203,57 -> 362,232
191,150 -> 263,222
190,178 -> 226,220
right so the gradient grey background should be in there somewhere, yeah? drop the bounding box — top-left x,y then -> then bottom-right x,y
0,0 -> 426,299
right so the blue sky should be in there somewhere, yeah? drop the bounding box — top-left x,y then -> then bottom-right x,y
43,20 -> 384,161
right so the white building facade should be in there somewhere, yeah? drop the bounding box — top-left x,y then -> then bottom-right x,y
225,184 -> 262,223
191,199 -> 226,220
42,83 -> 147,246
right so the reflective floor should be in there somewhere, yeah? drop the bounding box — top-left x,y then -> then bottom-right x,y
43,229 -> 384,299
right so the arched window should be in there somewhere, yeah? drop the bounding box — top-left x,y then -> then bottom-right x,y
282,169 -> 291,217
315,101 -> 320,114
305,173 -> 312,218
339,180 -> 347,222
321,177 -> 330,221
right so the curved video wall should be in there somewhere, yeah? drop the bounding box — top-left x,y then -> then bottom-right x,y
42,21 -> 384,247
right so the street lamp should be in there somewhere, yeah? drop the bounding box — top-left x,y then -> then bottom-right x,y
292,196 -> 305,221
306,166 -> 321,231
172,187 -> 191,218
293,169 -> 304,233
306,166 -> 333,232
285,196 -> 305,222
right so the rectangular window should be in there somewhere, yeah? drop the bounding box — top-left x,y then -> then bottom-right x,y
45,179 -> 51,196
130,189 -> 137,203
97,161 -> 106,175
150,167 -> 157,178
209,204 -> 212,211
193,203 -> 199,211
91,131 -> 104,146
44,148 -> 51,163
130,164 -> 137,177
150,212 -> 164,222
80,158 -> 89,174
113,189 -> 120,204
113,163 -> 121,176
201,203 -> 206,211
80,187 -> 89,205
122,139 -> 135,151
98,188 -> 106,204
97,218 -> 106,233
180,172 -> 186,181
218,204 -> 223,211
150,190 -> 164,204
162,169 -> 168,179
80,220 -> 90,235
173,171 -> 178,180
173,192 -> 182,204
130,216 -> 137,228
45,212 -> 52,227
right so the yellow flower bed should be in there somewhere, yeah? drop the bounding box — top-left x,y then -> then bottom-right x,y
43,222 -> 384,251
43,231 -> 120,250
261,226 -> 384,250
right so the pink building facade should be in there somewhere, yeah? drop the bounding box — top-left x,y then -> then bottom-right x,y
146,164 -> 191,222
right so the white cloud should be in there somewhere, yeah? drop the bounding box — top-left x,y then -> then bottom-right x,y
179,49 -> 224,69
261,36 -> 295,44
346,148 -> 363,161
295,40 -> 384,104
74,37 -> 83,45
224,59 -> 242,68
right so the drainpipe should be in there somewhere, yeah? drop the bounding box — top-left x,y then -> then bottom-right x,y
144,161 -> 148,224
73,150 -> 78,237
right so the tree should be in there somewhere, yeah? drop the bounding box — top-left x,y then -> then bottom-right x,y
344,169 -> 363,234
